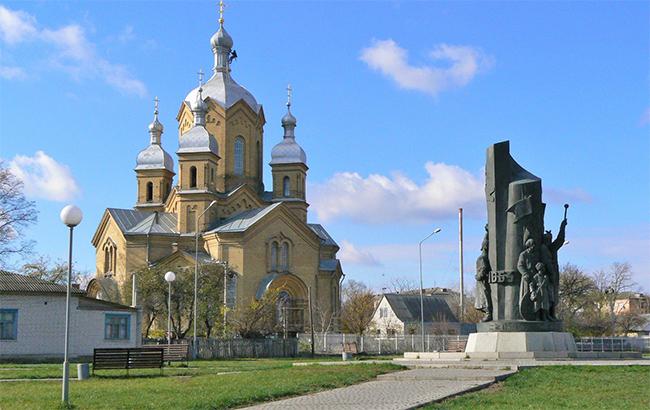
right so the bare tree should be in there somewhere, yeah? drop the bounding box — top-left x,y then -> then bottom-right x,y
340,280 -> 376,335
19,255 -> 88,285
617,310 -> 646,336
387,277 -> 419,294
594,262 -> 636,335
311,301 -> 337,335
558,263 -> 597,326
0,162 -> 37,265
229,288 -> 281,338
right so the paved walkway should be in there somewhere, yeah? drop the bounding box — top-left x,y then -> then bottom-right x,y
243,357 -> 650,409
242,367 -> 515,410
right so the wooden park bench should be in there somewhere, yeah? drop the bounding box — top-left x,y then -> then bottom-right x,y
143,342 -> 190,364
446,339 -> 467,352
342,342 -> 358,355
92,348 -> 164,375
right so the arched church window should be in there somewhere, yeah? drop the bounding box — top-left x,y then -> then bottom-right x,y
103,248 -> 110,273
280,242 -> 289,271
103,239 -> 117,273
211,167 -> 215,183
146,182 -> 153,202
234,137 -> 245,176
270,241 -> 278,271
190,166 -> 197,188
283,176 -> 290,197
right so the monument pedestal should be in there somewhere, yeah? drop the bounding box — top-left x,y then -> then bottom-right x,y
465,331 -> 577,359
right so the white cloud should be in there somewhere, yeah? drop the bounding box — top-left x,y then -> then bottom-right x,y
0,5 -> 146,97
0,65 -> 26,79
310,162 -> 484,224
360,39 -> 493,97
339,240 -> 382,267
9,151 -> 81,201
0,5 -> 37,44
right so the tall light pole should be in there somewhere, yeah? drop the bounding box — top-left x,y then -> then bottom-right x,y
194,200 -> 217,358
164,271 -> 176,345
216,260 -> 229,337
458,208 -> 464,322
60,204 -> 83,406
419,227 -> 441,352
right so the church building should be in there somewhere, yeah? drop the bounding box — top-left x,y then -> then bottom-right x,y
89,9 -> 343,333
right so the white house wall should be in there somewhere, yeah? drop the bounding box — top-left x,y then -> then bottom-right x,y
0,294 -> 140,359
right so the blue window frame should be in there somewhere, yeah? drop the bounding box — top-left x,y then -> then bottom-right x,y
104,314 -> 130,340
0,309 -> 18,340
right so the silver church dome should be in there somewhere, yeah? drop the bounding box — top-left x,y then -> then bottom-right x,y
270,138 -> 307,165
135,144 -> 174,172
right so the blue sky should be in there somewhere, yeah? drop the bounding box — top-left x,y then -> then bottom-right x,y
1,1 -> 648,291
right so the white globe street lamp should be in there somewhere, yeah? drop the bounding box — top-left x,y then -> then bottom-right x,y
165,271 -> 176,345
59,205 -> 82,406
418,227 -> 442,353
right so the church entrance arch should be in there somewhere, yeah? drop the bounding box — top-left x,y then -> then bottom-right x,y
256,273 -> 307,335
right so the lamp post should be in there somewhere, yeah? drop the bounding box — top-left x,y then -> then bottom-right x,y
164,271 -> 176,345
60,204 -> 83,405
418,227 -> 441,352
215,260 -> 229,337
194,200 -> 217,358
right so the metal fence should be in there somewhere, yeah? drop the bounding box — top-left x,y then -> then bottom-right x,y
297,333 -> 468,355
575,337 -> 649,353
184,338 -> 298,359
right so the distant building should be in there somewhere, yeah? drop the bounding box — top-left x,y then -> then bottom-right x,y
368,293 -> 460,336
629,314 -> 650,336
613,293 -> 650,315
0,271 -> 140,360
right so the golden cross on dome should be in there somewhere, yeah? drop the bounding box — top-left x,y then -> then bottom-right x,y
219,0 -> 225,25
286,83 -> 292,108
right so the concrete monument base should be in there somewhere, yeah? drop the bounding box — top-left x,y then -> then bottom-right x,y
464,331 -> 577,359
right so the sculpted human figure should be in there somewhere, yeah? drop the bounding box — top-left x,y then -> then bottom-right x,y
542,216 -> 567,319
517,238 -> 540,319
529,262 -> 553,321
474,228 -> 493,322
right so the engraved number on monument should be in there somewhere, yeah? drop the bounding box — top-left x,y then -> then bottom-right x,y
488,271 -> 514,284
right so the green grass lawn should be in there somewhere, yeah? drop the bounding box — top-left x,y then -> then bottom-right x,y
0,359 -> 402,409
426,365 -> 650,409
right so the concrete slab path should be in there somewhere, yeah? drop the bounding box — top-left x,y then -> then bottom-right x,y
242,367 -> 515,410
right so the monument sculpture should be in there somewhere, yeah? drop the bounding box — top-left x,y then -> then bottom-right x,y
465,140 -> 576,358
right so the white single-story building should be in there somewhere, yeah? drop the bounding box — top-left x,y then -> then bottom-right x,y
0,270 -> 141,360
369,293 -> 461,336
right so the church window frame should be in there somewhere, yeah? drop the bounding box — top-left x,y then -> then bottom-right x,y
282,176 -> 290,197
189,166 -> 197,188
103,239 -> 117,274
234,137 -> 245,176
270,241 -> 279,271
280,242 -> 289,272
146,182 -> 154,202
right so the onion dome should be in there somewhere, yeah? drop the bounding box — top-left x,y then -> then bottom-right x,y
136,97 -> 174,172
178,84 -> 219,156
211,25 -> 233,51
184,2 -> 259,113
270,85 -> 306,165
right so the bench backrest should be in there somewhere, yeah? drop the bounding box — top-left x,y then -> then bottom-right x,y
342,342 -> 358,354
143,343 -> 189,361
93,348 -> 163,370
446,339 -> 467,352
